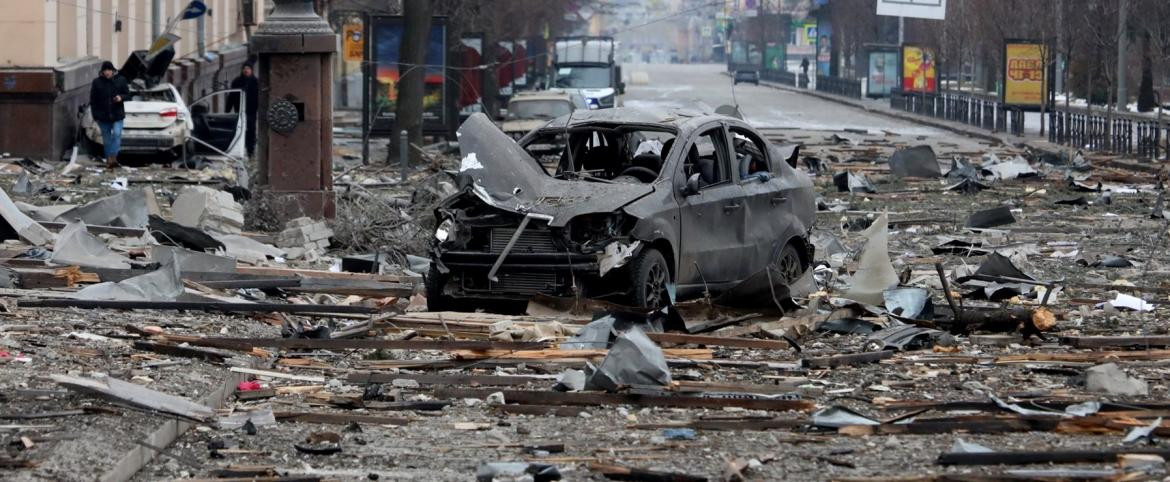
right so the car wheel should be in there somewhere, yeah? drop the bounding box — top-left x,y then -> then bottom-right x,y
776,242 -> 806,285
631,248 -> 670,309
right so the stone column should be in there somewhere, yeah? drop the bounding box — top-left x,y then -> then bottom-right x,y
252,0 -> 336,220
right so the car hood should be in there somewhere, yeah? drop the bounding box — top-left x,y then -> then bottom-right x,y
457,113 -> 652,227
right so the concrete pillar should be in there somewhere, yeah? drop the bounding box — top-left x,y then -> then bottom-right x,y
252,0 -> 337,220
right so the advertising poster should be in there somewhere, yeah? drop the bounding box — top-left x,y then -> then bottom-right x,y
456,36 -> 484,115
496,41 -> 514,96
371,16 -> 447,132
900,44 -> 937,93
343,22 -> 364,62
867,50 -> 898,97
764,42 -> 785,71
815,21 -> 832,75
1003,41 -> 1047,106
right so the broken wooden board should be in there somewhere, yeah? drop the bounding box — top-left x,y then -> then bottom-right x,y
51,374 -> 214,422
433,388 -> 816,412
451,348 -> 713,361
273,411 -> 409,426
803,350 -> 894,368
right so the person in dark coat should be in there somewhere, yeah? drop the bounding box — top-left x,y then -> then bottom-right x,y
90,60 -> 131,168
228,63 -> 259,157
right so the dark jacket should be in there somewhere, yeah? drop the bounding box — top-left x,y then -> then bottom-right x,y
90,75 -> 131,123
229,75 -> 259,116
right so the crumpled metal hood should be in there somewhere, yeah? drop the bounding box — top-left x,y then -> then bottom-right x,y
456,113 -> 652,227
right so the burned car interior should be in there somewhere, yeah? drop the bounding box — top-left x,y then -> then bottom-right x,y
428,108 -> 816,313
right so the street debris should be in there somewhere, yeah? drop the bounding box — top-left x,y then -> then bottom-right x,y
4,103 -> 1170,482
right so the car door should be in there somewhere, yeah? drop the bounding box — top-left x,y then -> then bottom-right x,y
188,89 -> 246,159
730,124 -> 788,269
675,123 -> 748,289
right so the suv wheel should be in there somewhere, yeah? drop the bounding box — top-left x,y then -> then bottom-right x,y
631,248 -> 670,309
776,242 -> 805,285
425,264 -> 457,312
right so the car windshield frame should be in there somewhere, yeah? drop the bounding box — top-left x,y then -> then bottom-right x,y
553,66 -> 612,89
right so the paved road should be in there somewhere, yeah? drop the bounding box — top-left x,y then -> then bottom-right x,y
623,64 -> 933,131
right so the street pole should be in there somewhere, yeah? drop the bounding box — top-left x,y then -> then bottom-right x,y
400,130 -> 408,183
1116,0 -> 1128,112
197,15 -> 206,57
898,16 -> 904,45
151,0 -> 160,40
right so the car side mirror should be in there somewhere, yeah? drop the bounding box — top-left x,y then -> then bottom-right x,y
682,173 -> 702,197
756,171 -> 772,182
618,81 -> 626,95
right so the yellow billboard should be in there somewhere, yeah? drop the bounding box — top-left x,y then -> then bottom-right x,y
343,23 -> 364,62
1003,42 -> 1047,106
901,45 -> 936,93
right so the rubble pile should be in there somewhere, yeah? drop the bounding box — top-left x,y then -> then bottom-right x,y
7,124 -> 1170,481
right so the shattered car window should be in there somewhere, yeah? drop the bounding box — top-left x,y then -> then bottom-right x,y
522,127 -> 675,184
684,128 -> 731,187
730,128 -> 770,179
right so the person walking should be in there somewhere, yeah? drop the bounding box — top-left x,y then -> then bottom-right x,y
228,62 -> 259,157
90,61 -> 130,168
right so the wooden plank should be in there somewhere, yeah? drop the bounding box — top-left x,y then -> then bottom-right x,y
236,266 -> 417,284
494,404 -> 591,417
1060,336 -> 1170,349
646,332 -> 790,350
132,341 -> 234,363
432,388 -> 816,412
452,348 -> 713,361
937,448 -> 1170,466
347,371 -> 553,387
187,337 -> 547,352
229,367 -> 326,383
587,462 -> 708,482
802,350 -> 894,368
273,411 -> 409,426
18,299 -> 378,314
628,419 -> 804,431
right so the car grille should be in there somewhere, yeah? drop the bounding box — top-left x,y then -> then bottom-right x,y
489,271 -> 558,293
490,227 -> 559,254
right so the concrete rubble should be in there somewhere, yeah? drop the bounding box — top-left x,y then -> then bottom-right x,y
275,216 -> 334,260
172,186 -> 245,234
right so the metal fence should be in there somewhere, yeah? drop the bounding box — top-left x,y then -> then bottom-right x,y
1048,107 -> 1168,159
889,89 -> 1026,136
814,75 -> 862,99
761,69 -> 796,86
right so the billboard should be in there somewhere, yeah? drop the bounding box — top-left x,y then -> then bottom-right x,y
815,20 -> 832,76
1003,41 -> 1047,106
764,42 -> 785,71
456,35 -> 484,116
900,44 -> 937,93
876,0 -> 947,20
342,22 -> 364,62
370,16 -> 447,134
867,49 -> 899,97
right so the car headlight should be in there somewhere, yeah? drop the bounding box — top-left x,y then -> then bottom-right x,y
599,94 -> 615,108
435,218 -> 455,242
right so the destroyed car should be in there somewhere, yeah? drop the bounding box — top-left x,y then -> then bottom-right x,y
427,108 -> 815,311
499,89 -> 588,139
81,48 -> 247,160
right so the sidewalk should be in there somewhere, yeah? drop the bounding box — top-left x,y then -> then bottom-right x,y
755,77 -> 1074,156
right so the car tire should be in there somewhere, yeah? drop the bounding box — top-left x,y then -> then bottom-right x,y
630,248 -> 670,309
776,242 -> 806,285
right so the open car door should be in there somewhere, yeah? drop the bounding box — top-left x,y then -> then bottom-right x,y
188,89 -> 246,160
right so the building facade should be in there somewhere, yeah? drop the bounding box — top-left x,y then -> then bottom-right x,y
0,0 -> 266,159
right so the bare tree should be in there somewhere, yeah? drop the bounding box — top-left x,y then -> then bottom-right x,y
390,0 -> 434,165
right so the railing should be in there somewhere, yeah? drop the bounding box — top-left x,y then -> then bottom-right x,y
1048,107 -> 1168,159
890,89 -> 1025,136
815,75 -> 862,99
761,69 -> 796,86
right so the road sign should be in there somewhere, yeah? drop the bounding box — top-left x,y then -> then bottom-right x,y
876,0 -> 947,20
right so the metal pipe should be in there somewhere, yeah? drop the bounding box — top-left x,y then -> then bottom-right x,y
197,14 -> 206,57
151,0 -> 160,40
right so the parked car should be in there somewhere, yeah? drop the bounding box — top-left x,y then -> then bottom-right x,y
734,70 -> 760,85
499,89 -> 588,139
81,48 -> 246,161
428,107 -> 815,311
